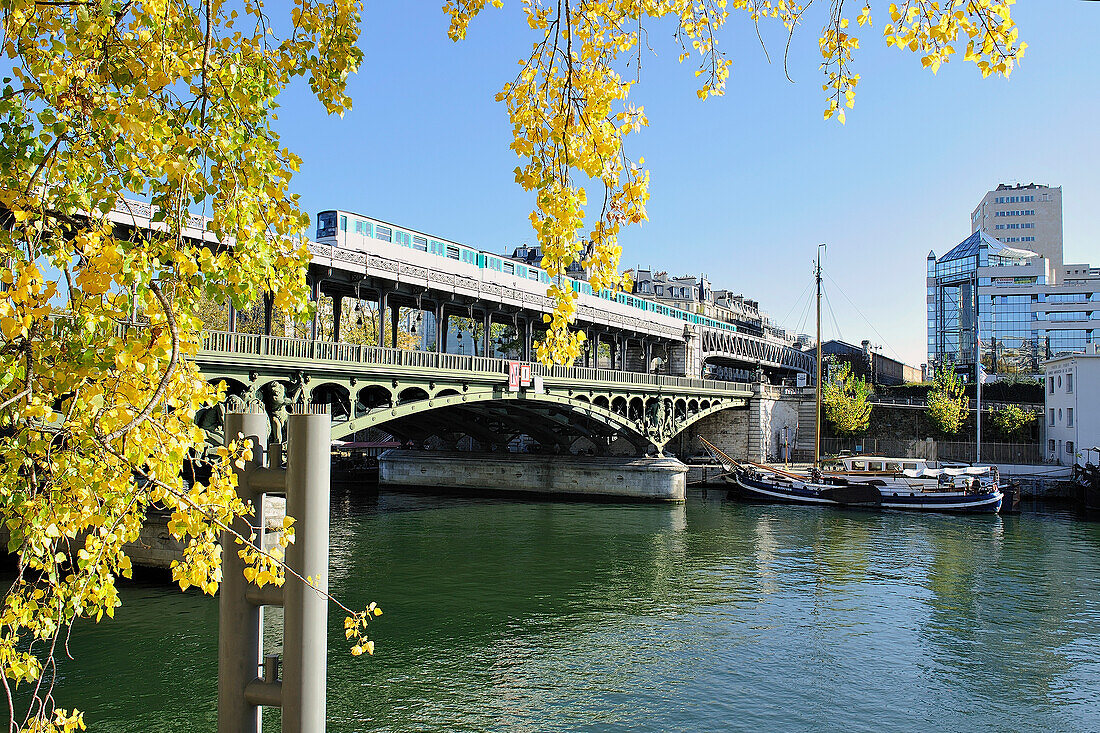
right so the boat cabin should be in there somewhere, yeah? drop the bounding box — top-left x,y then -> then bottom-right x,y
824,457 -> 929,474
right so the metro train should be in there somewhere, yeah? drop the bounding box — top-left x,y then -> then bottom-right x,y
315,209 -> 738,333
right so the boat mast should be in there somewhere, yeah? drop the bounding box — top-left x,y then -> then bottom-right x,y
814,245 -> 824,467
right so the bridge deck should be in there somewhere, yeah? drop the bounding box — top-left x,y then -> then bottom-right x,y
199,331 -> 754,397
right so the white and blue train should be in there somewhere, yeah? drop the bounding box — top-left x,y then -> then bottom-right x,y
316,209 -> 738,334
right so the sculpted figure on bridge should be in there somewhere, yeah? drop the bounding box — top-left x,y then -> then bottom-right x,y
264,376 -> 304,444
195,393 -> 247,447
645,399 -> 675,443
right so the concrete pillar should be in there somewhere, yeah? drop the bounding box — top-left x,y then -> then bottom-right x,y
218,411 -> 268,733
522,318 -> 533,362
644,341 -> 653,374
228,303 -> 238,333
282,410 -> 331,733
333,296 -> 342,343
482,311 -> 491,357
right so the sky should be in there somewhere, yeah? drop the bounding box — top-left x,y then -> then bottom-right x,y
272,1 -> 1100,368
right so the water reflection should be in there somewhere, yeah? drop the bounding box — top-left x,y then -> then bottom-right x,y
16,491 -> 1100,733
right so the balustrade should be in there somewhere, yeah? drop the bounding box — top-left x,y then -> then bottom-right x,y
198,330 -> 751,393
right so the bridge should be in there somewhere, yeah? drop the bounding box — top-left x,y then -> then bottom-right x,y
198,330 -> 752,456
108,199 -> 812,498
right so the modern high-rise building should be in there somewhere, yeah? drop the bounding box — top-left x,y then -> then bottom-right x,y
970,182 -> 1063,282
927,231 -> 1100,380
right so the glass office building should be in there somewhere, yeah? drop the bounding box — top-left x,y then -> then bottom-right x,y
928,231 -> 1050,379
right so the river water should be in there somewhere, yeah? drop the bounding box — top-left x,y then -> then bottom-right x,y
20,490 -> 1100,732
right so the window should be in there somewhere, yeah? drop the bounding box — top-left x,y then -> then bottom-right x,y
413,235 -> 428,251
1049,408 -> 1055,426
374,224 -> 392,242
528,269 -> 539,281
1058,408 -> 1063,422
394,231 -> 411,247
446,245 -> 460,260
655,286 -> 664,296
1049,377 -> 1055,394
1067,373 -> 1073,393
1068,408 -> 1074,427
503,261 -> 514,275
339,215 -> 347,232
1068,441 -> 1075,456
1049,439 -> 1056,453
1057,375 -> 1063,389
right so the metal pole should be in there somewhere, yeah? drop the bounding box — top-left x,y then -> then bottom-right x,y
219,411 -> 269,733
282,407 -> 331,733
814,245 -> 824,467
976,279 -> 982,465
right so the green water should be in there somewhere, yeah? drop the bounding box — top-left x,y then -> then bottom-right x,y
14,491 -> 1100,732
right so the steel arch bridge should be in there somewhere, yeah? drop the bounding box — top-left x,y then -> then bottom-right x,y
700,329 -> 814,374
196,331 -> 751,455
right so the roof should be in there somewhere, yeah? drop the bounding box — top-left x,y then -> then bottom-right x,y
938,230 -> 1039,264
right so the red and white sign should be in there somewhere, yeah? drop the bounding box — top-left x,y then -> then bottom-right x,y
520,364 -> 532,387
508,361 -> 521,392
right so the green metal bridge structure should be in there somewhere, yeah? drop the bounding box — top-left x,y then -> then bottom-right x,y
198,331 -> 753,456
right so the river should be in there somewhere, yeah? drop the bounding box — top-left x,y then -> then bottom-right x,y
18,490 -> 1100,732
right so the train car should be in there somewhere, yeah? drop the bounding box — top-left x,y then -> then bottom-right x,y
315,209 -> 737,334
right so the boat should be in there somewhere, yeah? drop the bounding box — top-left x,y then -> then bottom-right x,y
697,245 -> 1003,513
700,443 -> 1003,513
1073,448 -> 1100,512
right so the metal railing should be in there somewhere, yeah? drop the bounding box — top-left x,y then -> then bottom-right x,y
820,437 -> 1042,465
199,331 -> 753,394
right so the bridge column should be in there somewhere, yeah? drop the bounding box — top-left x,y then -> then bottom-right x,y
228,303 -> 237,333
377,290 -> 387,348
434,304 -> 445,353
481,310 -> 491,357
333,295 -> 343,343
391,303 -> 400,349
523,317 -> 533,361
644,341 -> 653,373
263,293 -> 273,336
309,278 -> 321,340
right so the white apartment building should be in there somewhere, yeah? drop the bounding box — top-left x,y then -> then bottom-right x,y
1043,349 -> 1100,466
971,183 -> 1063,282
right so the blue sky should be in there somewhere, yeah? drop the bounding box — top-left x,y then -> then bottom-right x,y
274,2 -> 1099,368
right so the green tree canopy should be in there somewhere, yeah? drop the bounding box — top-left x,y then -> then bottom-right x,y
927,362 -> 969,435
822,360 -> 873,436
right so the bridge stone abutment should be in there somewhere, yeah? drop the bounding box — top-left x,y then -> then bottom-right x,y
679,384 -> 812,463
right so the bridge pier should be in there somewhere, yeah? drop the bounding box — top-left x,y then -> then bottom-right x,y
379,450 -> 688,502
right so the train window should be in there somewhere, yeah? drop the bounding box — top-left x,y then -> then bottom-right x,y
394,231 -> 411,247
430,240 -> 444,255
446,245 -> 460,260
504,261 -> 514,274
339,215 -> 347,232
413,235 -> 428,251
317,212 -> 337,238
375,225 -> 392,243
517,265 -> 528,277
529,270 -> 539,281
490,258 -> 501,271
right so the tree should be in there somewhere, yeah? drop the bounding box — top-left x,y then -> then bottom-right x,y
446,0 -> 1025,362
991,403 -> 1037,441
0,0 -> 1025,728
822,360 -> 872,435
927,361 -> 969,435
0,3 -> 376,730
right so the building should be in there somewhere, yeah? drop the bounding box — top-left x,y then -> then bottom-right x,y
1043,348 -> 1100,466
927,229 -> 1100,380
806,339 -> 915,387
631,270 -> 794,345
971,183 -> 1063,282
